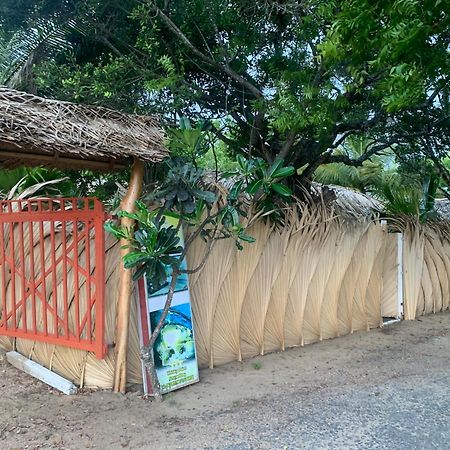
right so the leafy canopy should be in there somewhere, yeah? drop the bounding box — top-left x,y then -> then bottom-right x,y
1,0 -> 449,188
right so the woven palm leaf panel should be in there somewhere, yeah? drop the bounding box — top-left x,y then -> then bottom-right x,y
2,208 -> 450,386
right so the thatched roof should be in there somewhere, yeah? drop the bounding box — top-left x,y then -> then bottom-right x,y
0,87 -> 168,171
319,184 -> 382,222
435,199 -> 450,221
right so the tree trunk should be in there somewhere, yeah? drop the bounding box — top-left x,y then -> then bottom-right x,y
113,158 -> 144,393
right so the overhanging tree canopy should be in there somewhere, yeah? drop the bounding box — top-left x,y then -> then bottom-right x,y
3,0 -> 447,184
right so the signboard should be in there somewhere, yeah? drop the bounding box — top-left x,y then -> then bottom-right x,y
136,220 -> 199,395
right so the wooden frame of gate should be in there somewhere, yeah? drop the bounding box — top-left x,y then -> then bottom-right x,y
0,198 -> 106,358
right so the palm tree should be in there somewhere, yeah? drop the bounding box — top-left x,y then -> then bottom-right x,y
314,136 -> 397,193
0,17 -> 83,91
314,136 -> 439,219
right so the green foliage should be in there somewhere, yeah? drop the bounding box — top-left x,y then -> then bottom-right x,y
225,155 -> 295,216
314,138 -> 397,192
371,170 -> 439,222
0,167 -> 76,199
167,117 -> 238,172
197,142 -> 239,172
105,109 -> 294,285
2,0 -> 449,194
0,15 -> 84,90
0,167 -> 127,207
1,2 -> 448,188
64,169 -> 130,208
0,168 -> 30,193
150,158 -> 216,214
314,138 -> 441,220
105,201 -> 183,286
106,152 -> 294,281
167,117 -> 211,162
321,0 -> 449,113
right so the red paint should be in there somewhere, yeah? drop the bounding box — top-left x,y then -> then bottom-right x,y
0,198 -> 106,359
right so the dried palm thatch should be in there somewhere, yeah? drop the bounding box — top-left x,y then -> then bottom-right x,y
187,204 -> 389,369
312,183 -> 381,223
0,87 -> 167,171
3,193 -> 450,388
395,218 -> 450,320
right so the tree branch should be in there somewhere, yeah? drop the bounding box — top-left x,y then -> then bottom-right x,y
150,4 -> 264,99
277,130 -> 297,161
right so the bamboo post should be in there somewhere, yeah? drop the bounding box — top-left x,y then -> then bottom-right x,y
113,158 -> 144,393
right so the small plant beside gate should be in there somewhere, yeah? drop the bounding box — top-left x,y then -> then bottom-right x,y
106,154 -> 295,399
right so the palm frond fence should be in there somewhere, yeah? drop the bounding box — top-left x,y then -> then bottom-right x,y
0,204 -> 448,388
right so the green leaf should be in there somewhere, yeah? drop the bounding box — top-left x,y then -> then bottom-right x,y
271,183 -> 292,197
237,154 -> 247,170
191,187 -> 217,203
228,179 -> 244,201
271,166 -> 295,179
239,233 -> 256,243
179,116 -> 191,130
267,159 -> 285,177
132,265 -> 148,282
230,206 -> 240,226
246,179 -> 263,195
123,251 -> 150,269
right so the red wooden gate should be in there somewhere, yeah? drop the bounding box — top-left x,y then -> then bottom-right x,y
0,198 -> 106,358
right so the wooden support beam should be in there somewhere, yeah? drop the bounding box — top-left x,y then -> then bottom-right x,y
0,147 -> 128,171
113,158 -> 145,393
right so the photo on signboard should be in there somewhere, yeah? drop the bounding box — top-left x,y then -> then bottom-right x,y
148,296 -> 199,393
150,302 -> 196,367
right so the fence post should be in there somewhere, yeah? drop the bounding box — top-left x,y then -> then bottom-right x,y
397,232 -> 404,319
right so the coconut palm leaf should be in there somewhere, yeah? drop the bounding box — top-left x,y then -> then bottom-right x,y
0,167 -> 77,200
314,137 -> 397,193
0,17 -> 84,90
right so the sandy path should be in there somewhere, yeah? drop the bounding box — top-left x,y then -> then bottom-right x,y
0,312 -> 449,449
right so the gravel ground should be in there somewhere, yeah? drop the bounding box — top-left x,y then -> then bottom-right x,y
0,312 -> 449,449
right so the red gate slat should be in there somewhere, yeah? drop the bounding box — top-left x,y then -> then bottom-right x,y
0,222 -> 6,328
18,220 -> 27,332
61,218 -> 69,339
28,217 -> 37,335
72,199 -> 80,342
38,208 -> 48,336
9,202 -> 16,330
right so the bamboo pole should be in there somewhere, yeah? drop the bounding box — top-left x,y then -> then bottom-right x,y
113,158 -> 144,393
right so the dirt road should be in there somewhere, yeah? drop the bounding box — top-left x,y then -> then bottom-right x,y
1,313 -> 449,449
